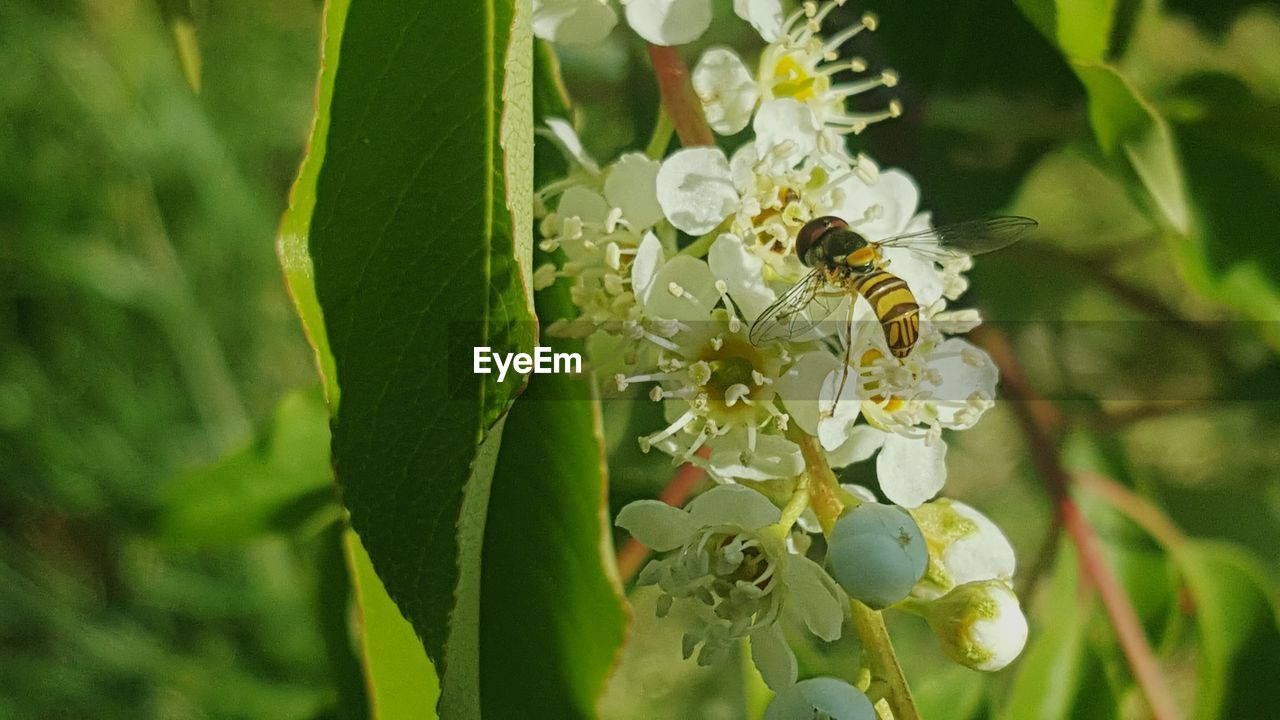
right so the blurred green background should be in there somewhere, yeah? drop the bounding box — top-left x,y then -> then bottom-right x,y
2,0 -> 1278,718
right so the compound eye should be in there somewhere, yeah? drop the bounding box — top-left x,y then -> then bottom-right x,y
796,216 -> 848,266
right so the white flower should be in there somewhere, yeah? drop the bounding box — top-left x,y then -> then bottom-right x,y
781,327 -> 997,507
655,140 -> 876,282
533,0 -> 618,45
537,150 -> 664,327
623,0 -> 712,46
687,1 -> 901,166
920,580 -> 1028,672
616,484 -> 847,670
910,499 -> 1017,599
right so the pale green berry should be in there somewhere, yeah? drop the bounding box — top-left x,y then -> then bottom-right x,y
827,502 -> 928,609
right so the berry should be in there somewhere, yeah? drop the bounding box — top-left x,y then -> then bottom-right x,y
764,677 -> 875,720
827,502 -> 928,609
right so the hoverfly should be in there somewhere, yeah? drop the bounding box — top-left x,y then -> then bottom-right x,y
749,215 -> 1037,358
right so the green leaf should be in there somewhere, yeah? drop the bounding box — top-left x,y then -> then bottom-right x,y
470,38 -> 627,719
346,530 -> 441,719
1172,541 -> 1280,720
280,0 -> 537,711
1071,62 -> 1190,233
152,389 -> 336,544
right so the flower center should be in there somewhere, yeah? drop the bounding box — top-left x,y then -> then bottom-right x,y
860,349 -> 905,411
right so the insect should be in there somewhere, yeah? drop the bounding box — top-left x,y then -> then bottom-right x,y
749,215 -> 1037,358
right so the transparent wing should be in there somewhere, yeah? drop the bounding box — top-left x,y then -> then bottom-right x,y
749,268 -> 848,346
874,216 -> 1037,260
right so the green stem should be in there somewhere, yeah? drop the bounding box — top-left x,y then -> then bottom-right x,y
677,230 -> 719,258
773,475 -> 811,536
795,432 -> 921,720
646,109 -> 675,160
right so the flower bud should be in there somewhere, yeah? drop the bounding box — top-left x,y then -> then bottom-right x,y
827,502 -> 928,609
910,499 -> 1015,599
922,580 -> 1028,671
764,677 -> 875,720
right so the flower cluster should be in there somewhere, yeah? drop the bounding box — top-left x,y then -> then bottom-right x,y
534,0 -> 1029,711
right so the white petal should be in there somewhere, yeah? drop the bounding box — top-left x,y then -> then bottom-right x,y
686,484 -> 782,529
923,338 -> 999,429
707,433 -> 804,481
708,234 -> 775,320
782,556 -> 846,641
749,622 -> 798,691
623,0 -> 712,46
943,501 -> 1017,588
604,153 -> 664,230
655,147 -> 739,235
827,425 -> 885,468
542,117 -> 600,174
642,255 -> 718,321
692,48 -> 760,135
753,98 -> 817,168
631,231 -> 664,303
533,0 -> 619,45
556,186 -> 610,225
876,434 -> 946,507
775,351 -> 840,436
969,584 -> 1029,671
615,500 -> 700,550
832,168 -> 921,240
733,0 -> 784,41
815,368 -> 863,451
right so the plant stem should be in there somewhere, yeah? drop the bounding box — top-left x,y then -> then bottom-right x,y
850,600 -> 922,720
646,109 -> 675,160
971,326 -> 1182,720
677,230 -> 719,258
645,44 -> 714,147
795,432 -> 921,720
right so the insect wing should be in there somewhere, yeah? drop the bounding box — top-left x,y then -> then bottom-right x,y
749,269 -> 848,345
874,216 -> 1037,260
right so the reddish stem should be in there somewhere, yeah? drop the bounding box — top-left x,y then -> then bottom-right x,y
616,454 -> 707,582
971,326 -> 1181,720
646,44 -> 714,147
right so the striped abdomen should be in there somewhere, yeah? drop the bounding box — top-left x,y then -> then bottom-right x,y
851,270 -> 920,358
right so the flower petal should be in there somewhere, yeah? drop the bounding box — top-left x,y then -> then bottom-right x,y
749,622 -> 798,691
686,484 -> 781,529
707,433 -> 804,481
733,0 -> 784,41
832,168 -> 920,240
655,147 -> 739,235
815,368 -> 863,451
643,254 -> 718,321
876,434 -> 946,507
631,231 -> 664,303
827,425 -> 885,468
604,152 -> 664,230
922,338 -> 998,429
775,351 -> 839,436
943,501 -> 1017,588
624,0 -> 712,46
708,233 -> 775,320
782,555 -> 846,641
615,499 -> 700,551
533,0 -> 619,45
542,117 -> 600,175
556,186 -> 610,225
753,98 -> 817,168
692,48 -> 760,135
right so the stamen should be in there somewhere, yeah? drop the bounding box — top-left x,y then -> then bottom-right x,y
640,410 -> 697,453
